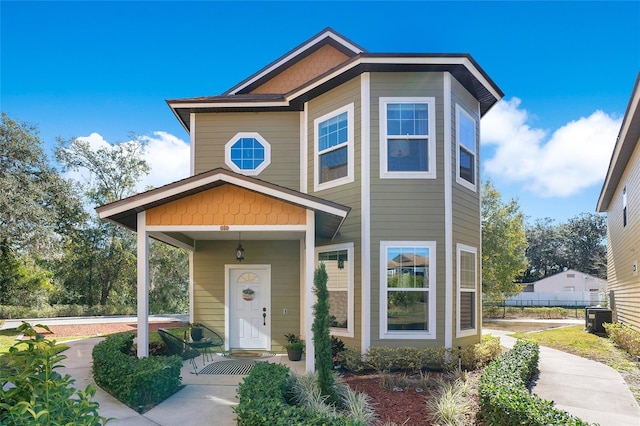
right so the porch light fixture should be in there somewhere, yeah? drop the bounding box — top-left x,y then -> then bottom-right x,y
236,233 -> 245,262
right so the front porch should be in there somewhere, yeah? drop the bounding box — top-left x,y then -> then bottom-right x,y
96,168 -> 351,373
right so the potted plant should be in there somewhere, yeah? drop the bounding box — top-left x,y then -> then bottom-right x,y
284,333 -> 304,361
188,322 -> 204,341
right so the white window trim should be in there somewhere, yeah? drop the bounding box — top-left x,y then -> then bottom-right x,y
314,103 -> 355,191
455,104 -> 477,191
379,97 -> 436,179
456,244 -> 478,338
315,242 -> 354,337
224,132 -> 271,176
380,241 -> 437,340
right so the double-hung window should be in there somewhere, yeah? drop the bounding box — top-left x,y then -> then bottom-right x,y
456,105 -> 477,190
380,97 -> 435,179
314,103 -> 354,191
380,241 -> 436,339
457,244 -> 478,337
316,243 -> 354,337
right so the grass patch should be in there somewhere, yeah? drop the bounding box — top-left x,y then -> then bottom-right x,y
0,328 -> 85,353
482,320 -> 575,333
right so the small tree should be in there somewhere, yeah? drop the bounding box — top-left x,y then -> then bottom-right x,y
312,263 -> 339,404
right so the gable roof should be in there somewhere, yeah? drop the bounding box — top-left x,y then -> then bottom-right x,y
167,28 -> 503,132
225,28 -> 365,96
96,167 -> 351,240
597,72 -> 640,212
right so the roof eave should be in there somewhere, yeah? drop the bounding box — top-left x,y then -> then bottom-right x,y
597,72 -> 640,212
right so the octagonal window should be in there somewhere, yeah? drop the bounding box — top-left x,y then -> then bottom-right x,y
225,132 -> 271,175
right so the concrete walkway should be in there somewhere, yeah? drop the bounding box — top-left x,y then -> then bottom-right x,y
485,329 -> 640,426
58,338 -> 305,426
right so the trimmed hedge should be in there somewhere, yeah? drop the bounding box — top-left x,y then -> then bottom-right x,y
337,335 -> 502,373
92,332 -> 183,410
479,340 -> 592,425
604,322 -> 640,357
234,362 -> 359,425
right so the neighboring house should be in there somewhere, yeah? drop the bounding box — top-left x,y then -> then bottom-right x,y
97,28 -> 503,371
505,269 -> 606,307
597,72 -> 640,331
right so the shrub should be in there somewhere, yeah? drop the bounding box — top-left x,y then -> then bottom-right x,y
479,339 -> 592,425
0,322 -> 107,425
426,378 -> 472,426
235,362 -> 355,425
457,335 -> 503,370
92,332 -> 182,411
604,322 -> 640,357
336,347 -> 365,372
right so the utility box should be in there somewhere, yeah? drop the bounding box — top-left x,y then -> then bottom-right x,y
585,307 -> 612,334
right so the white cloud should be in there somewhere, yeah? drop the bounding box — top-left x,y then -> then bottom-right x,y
138,131 -> 190,190
66,131 -> 190,194
481,98 -> 621,197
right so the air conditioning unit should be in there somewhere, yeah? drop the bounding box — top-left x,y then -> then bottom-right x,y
585,307 -> 612,334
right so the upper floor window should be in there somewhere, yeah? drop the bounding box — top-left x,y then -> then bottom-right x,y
456,104 -> 477,191
314,103 -> 354,191
380,97 -> 436,179
225,132 -> 271,176
380,241 -> 436,339
316,243 -> 354,337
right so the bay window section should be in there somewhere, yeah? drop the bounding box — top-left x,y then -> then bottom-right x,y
314,103 -> 354,191
457,244 -> 477,337
316,243 -> 354,337
380,241 -> 436,339
380,97 -> 436,179
456,104 -> 477,190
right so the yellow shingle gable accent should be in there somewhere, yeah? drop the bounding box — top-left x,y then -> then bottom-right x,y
146,185 -> 307,226
251,44 -> 349,94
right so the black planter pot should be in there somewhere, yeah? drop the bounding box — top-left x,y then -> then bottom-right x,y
286,348 -> 303,361
190,327 -> 203,341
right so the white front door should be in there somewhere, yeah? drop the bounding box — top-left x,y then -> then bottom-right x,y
227,265 -> 271,350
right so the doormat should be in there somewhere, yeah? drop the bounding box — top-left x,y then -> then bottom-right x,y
224,352 -> 276,359
199,360 -> 257,375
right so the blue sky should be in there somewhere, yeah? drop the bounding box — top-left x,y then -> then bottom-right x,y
2,1 -> 639,224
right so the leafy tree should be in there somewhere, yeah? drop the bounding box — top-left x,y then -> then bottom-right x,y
0,113 -> 85,256
149,240 -> 189,314
522,213 -> 607,282
312,263 -> 339,404
481,180 -> 528,302
523,218 -> 567,282
55,136 -> 150,306
562,213 -> 607,279
0,113 -> 85,307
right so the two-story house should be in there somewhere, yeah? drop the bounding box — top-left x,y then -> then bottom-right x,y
97,28 -> 503,371
597,72 -> 640,331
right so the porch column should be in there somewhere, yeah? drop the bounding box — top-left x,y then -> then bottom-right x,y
137,211 -> 150,358
305,210 -> 315,373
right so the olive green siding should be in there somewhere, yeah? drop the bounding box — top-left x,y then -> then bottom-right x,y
606,137 -> 640,331
193,112 -> 300,190
451,77 -> 482,346
192,240 -> 301,351
368,72 -> 447,348
308,76 -> 363,347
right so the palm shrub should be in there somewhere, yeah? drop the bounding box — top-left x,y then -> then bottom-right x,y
312,263 -> 339,404
0,322 -> 107,425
